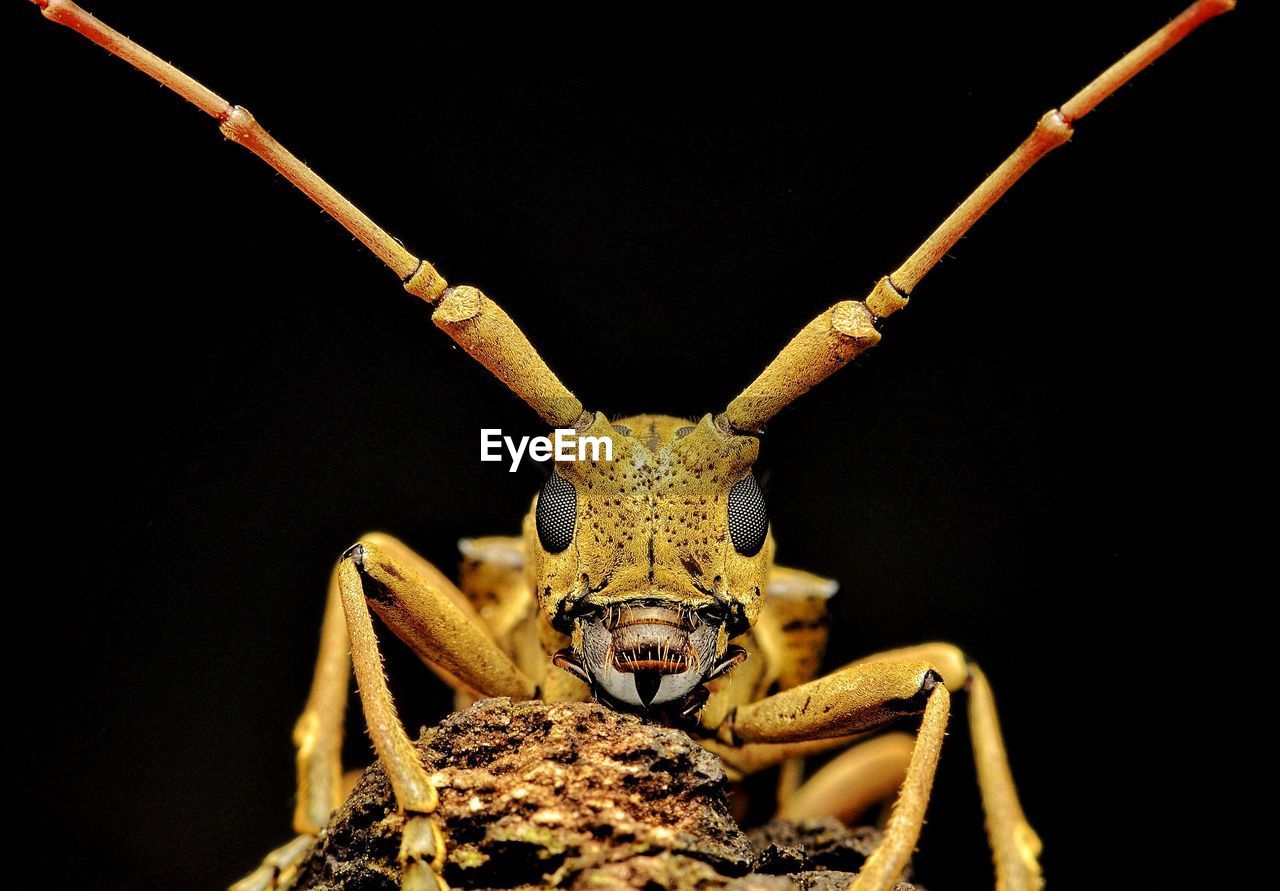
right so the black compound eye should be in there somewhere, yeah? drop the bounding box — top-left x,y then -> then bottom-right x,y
536,470 -> 577,553
727,472 -> 768,557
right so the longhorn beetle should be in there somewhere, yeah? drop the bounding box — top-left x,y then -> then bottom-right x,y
29,2 -> 1235,889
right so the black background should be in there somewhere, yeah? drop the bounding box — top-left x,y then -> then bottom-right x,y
12,2 -> 1258,888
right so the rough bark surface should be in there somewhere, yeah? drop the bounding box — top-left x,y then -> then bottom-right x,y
292,698 -> 919,890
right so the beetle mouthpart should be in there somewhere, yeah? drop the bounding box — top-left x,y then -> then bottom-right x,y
574,600 -> 726,709
609,623 -> 693,675
552,649 -> 590,685
706,644 -> 748,682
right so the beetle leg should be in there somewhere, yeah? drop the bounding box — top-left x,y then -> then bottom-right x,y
335,533 -> 540,890
232,533 -> 539,891
341,533 -> 539,704
715,658 -> 948,891
290,563 -> 351,836
229,834 -> 315,891
849,683 -> 950,891
717,645 -> 1039,891
969,663 -> 1043,891
776,731 -> 916,825
837,644 -> 1042,891
228,564 -> 353,891
229,567 -> 355,891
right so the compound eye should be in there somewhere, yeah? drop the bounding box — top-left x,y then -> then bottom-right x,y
536,469 -> 577,553
727,472 -> 768,557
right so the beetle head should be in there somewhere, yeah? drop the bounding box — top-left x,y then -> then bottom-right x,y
525,412 -> 769,710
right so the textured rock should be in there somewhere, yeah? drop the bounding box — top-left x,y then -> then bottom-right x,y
746,820 -> 918,890
291,699 -> 919,890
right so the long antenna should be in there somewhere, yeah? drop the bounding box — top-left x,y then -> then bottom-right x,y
725,0 -> 1234,434
32,0 -> 587,428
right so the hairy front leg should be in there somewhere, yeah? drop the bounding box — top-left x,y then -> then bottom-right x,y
338,533 -> 538,890
969,664 -> 1041,891
849,644 -> 1041,891
718,658 -> 941,747
231,567 -> 350,891
235,533 -> 538,891
293,565 -> 352,834
722,645 -> 1039,891
716,658 -> 947,891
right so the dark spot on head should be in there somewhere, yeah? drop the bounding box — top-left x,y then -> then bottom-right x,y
680,555 -> 703,577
